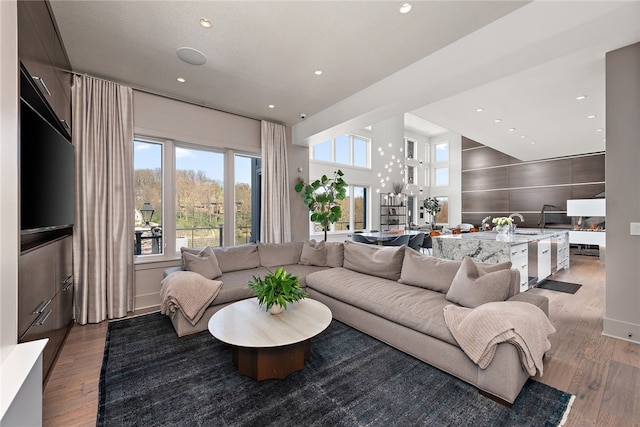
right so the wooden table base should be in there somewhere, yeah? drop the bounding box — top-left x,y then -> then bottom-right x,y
232,340 -> 311,381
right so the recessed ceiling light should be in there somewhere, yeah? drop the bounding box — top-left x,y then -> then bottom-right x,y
176,77 -> 186,83
494,119 -> 502,123
399,3 -> 412,14
588,114 -> 597,119
508,128 -> 516,132
199,18 -> 212,28
520,135 -> 526,139
314,70 -> 323,76
268,104 -> 275,109
596,128 -> 603,132
476,108 -> 484,112
576,95 -> 587,100
530,141 -> 536,145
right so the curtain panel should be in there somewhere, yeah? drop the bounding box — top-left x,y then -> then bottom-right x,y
72,75 -> 134,324
260,121 -> 291,243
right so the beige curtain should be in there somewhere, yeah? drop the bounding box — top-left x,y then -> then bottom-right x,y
72,75 -> 134,324
260,121 -> 291,243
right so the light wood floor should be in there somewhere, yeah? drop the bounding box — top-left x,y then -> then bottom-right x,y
42,251 -> 640,426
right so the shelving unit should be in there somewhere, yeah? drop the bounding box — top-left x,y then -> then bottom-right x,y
380,193 -> 407,230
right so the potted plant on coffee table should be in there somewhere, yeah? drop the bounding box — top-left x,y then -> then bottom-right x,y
248,267 -> 308,314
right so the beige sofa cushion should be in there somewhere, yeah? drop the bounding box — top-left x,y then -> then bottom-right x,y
325,242 -> 344,267
398,248 -> 463,293
182,247 -> 222,279
299,240 -> 327,266
343,241 -> 405,281
306,267 -> 457,346
258,242 -> 303,267
445,257 -> 513,308
213,244 -> 260,272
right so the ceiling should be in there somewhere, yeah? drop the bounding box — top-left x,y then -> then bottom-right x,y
50,1 -> 640,161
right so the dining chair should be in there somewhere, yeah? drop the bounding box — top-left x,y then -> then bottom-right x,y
421,235 -> 433,255
408,233 -> 425,251
381,234 -> 410,246
352,234 -> 376,244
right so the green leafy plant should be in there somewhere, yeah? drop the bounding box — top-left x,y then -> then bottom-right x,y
294,169 -> 348,241
247,267 -> 308,312
492,217 -> 513,226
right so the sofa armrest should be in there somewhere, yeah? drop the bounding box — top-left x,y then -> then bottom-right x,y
164,266 -> 183,278
507,292 -> 549,317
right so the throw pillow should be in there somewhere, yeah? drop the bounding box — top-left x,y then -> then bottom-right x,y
299,239 -> 327,266
325,242 -> 345,267
445,257 -> 513,308
398,247 -> 462,293
212,244 -> 260,272
257,242 -> 304,267
182,247 -> 222,280
343,241 -> 405,281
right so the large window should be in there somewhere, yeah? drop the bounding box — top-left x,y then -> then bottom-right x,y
316,184 -> 368,233
134,138 -> 261,258
433,142 -> 449,187
175,147 -> 225,248
311,134 -> 370,168
436,196 -> 449,224
134,141 -> 163,255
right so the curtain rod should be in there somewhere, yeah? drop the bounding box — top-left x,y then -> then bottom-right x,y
66,70 -> 282,125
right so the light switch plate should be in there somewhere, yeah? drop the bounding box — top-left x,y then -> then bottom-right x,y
630,222 -> 640,235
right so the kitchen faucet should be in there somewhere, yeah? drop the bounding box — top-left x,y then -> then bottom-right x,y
508,213 -> 524,232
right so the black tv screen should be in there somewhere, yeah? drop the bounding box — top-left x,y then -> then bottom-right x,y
20,100 -> 75,233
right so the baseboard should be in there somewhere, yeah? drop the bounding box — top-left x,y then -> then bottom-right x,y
602,317 -> 640,344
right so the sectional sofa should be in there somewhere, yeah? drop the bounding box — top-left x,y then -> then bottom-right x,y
162,240 -> 551,404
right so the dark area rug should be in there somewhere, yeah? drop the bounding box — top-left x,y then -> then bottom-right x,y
98,312 -> 573,427
537,279 -> 582,294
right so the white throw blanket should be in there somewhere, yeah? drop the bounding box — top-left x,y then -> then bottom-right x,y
160,271 -> 223,326
443,301 -> 556,376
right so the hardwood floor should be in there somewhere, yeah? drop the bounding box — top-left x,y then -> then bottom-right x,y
42,251 -> 640,426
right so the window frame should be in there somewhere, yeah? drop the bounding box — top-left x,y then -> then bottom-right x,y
310,134 -> 371,169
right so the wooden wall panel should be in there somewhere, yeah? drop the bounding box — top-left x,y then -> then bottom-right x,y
508,159 -> 572,187
462,137 -> 483,150
462,168 -> 508,191
462,190 -> 509,212
509,186 -> 573,211
571,154 -> 606,183
460,137 -> 605,228
462,147 -> 513,170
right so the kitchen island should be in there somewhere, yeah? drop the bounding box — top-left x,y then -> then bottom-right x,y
432,229 -> 570,291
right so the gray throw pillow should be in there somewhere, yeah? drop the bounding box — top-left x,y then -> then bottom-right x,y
212,244 -> 260,272
445,257 -> 512,308
343,241 -> 405,281
257,242 -> 304,267
398,247 -> 462,293
182,246 -> 222,279
299,239 -> 327,266
325,242 -> 344,267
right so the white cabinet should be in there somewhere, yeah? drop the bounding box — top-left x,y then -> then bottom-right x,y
538,238 -> 552,282
556,233 -> 570,271
509,243 -> 529,292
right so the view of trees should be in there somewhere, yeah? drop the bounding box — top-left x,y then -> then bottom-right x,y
134,168 -> 253,247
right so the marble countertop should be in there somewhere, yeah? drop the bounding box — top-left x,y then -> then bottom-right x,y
433,228 -> 568,244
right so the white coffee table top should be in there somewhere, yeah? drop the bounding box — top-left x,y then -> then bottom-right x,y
208,298 -> 332,348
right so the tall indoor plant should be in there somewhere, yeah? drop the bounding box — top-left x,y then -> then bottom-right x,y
295,169 -> 348,241
423,197 -> 441,230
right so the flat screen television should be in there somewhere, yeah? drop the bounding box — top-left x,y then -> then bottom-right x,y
20,99 -> 75,234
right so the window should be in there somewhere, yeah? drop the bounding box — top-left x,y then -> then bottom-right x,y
309,184 -> 369,234
310,134 -> 370,168
175,147 -> 225,248
134,140 -> 163,256
234,154 -> 260,245
134,137 -> 261,260
434,167 -> 449,186
435,142 -> 449,162
353,186 -> 367,230
436,196 -> 449,224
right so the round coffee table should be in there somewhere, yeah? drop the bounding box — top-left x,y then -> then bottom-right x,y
208,298 -> 332,380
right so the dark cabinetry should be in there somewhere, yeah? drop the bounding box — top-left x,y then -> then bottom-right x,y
18,0 -> 72,135
19,234 -> 74,381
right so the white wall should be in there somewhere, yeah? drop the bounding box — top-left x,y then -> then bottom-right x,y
604,42 -> 640,344
0,0 -> 19,363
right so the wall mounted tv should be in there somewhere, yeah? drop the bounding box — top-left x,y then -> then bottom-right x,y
20,100 -> 75,234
